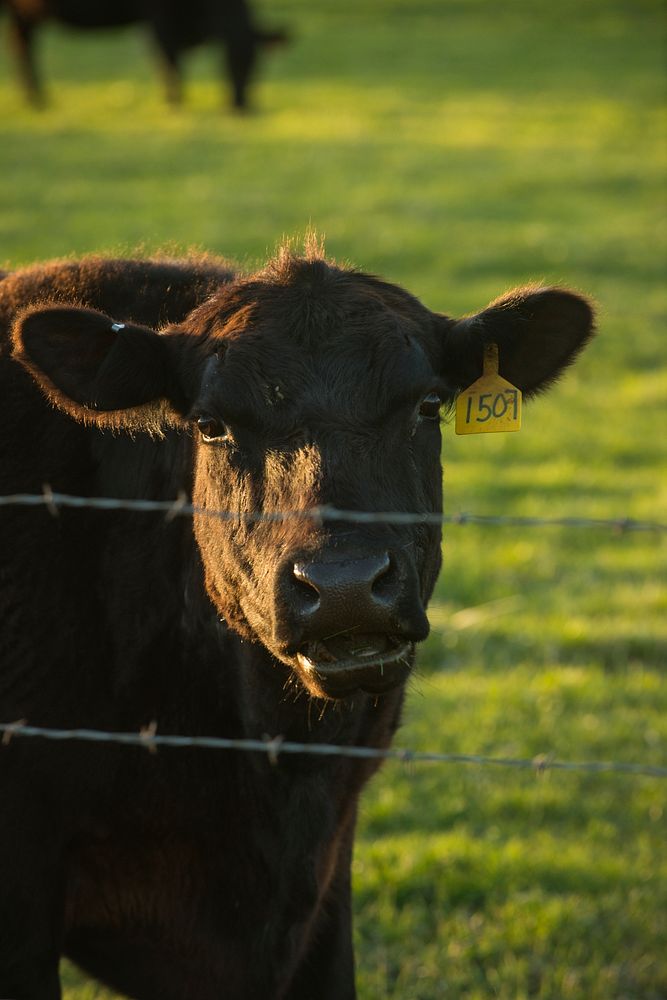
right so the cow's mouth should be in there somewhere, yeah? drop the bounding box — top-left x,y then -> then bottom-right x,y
295,633 -> 413,699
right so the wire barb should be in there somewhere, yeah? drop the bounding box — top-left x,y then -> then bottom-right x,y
1,718 -> 27,746
41,484 -> 60,518
263,734 -> 285,766
165,490 -> 188,523
139,720 -> 159,754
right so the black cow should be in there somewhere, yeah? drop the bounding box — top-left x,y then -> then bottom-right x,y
0,246 -> 594,999
4,0 -> 288,109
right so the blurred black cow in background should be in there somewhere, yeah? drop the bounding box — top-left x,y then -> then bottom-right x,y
3,0 -> 289,110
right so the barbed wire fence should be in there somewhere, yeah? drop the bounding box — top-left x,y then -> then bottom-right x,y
1,488 -> 665,780
1,488 -> 666,532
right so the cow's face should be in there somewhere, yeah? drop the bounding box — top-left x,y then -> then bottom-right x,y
184,261 -> 444,697
14,250 -> 594,699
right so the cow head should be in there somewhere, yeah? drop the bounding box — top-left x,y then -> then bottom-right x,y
13,249 -> 594,699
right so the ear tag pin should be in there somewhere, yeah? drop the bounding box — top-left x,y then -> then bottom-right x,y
455,343 -> 522,435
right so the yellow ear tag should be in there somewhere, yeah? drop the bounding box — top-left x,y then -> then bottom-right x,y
455,344 -> 522,435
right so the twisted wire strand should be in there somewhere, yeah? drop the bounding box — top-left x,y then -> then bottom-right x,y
1,724 -> 665,779
0,490 -> 664,532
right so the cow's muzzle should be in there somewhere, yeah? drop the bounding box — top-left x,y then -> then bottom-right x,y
296,633 -> 413,699
282,549 -> 427,698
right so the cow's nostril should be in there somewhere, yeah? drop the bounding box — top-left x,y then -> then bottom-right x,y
292,564 -> 321,614
370,552 -> 392,598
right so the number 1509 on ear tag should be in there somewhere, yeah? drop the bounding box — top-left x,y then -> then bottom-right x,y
455,343 -> 522,435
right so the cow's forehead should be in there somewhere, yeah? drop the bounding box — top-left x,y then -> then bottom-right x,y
225,302 -> 430,367
199,260 -> 435,350
195,302 -> 439,422
189,262 -> 444,417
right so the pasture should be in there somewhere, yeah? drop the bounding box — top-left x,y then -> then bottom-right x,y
0,0 -> 665,997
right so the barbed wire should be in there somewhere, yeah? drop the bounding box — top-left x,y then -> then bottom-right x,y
1,723 -> 665,778
0,489 -> 665,532
1,491 -> 664,780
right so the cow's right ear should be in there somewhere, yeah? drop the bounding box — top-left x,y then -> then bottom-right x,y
12,305 -> 189,430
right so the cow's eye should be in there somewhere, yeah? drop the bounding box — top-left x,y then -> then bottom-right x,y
196,416 -> 230,443
418,393 -> 442,420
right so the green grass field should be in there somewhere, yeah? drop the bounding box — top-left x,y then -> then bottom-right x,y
1,1 -> 666,996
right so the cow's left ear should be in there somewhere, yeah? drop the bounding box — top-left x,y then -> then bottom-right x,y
12,304 -> 189,429
440,286 -> 595,397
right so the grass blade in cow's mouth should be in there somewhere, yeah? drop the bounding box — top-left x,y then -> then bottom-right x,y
296,633 -> 413,698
